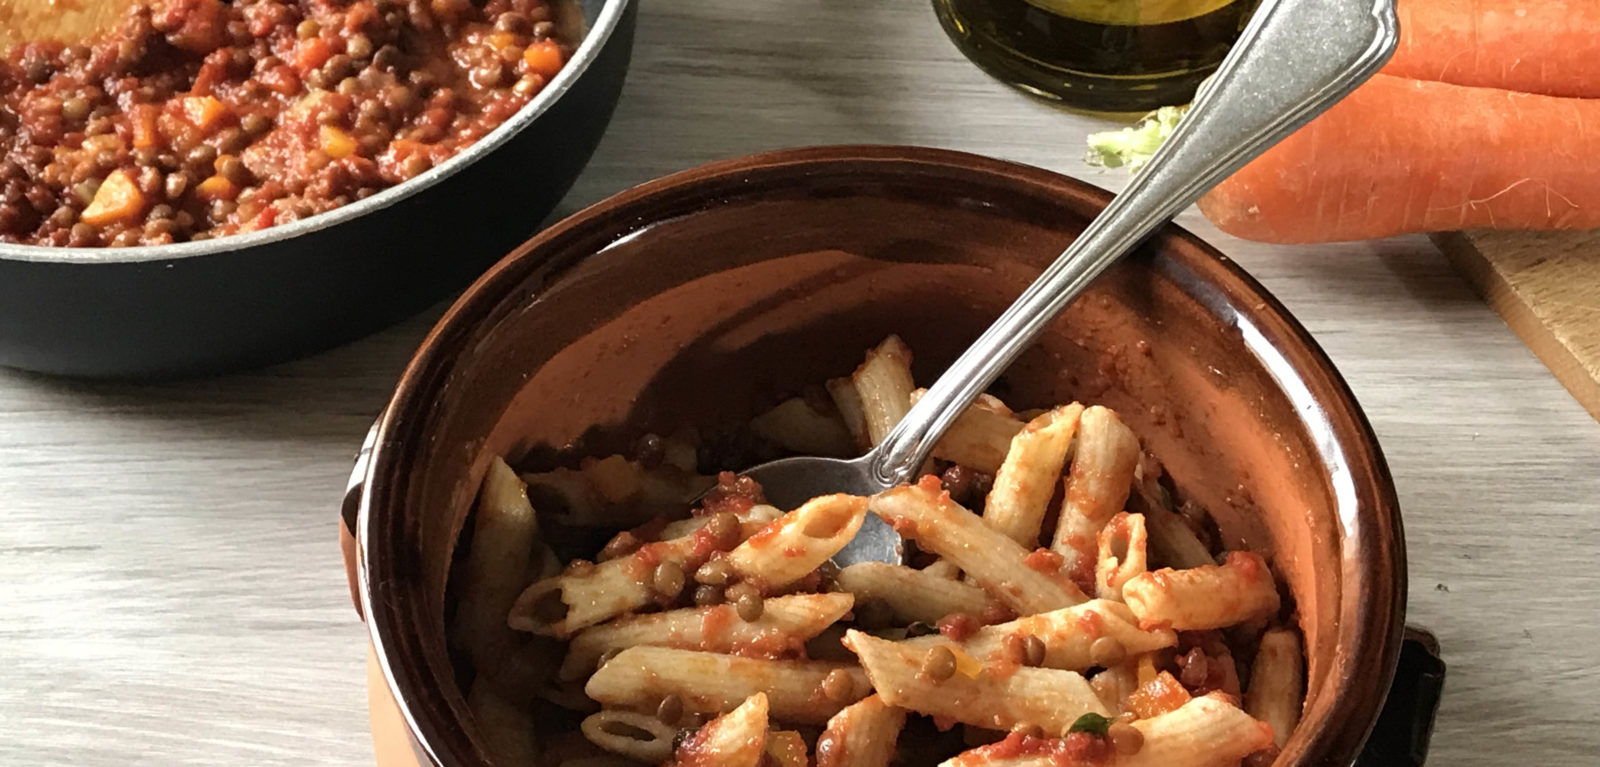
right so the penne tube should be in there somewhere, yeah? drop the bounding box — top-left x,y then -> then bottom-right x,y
1142,505 -> 1217,570
585,646 -> 871,725
894,599 -> 1175,672
983,404 -> 1084,546
845,630 -> 1108,736
834,561 -> 1005,625
751,397 -> 857,457
1121,693 -> 1277,767
509,507 -> 774,637
579,709 -> 677,763
826,377 -> 871,452
1095,511 -> 1149,602
1245,627 -> 1304,749
923,558 -> 964,580
658,503 -> 783,540
937,693 -> 1274,767
523,458 -> 714,529
726,494 -> 869,589
1051,406 -> 1141,581
911,388 -> 1025,475
852,335 -> 917,448
559,593 -> 855,680
467,681 -> 539,767
1089,661 -> 1139,714
451,458 -> 540,675
1123,552 -> 1281,631
1128,470 -> 1216,570
816,694 -> 907,767
670,693 -> 769,767
869,481 -> 1088,615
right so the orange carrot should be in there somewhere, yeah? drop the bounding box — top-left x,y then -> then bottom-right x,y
1385,0 -> 1600,98
1199,75 -> 1600,244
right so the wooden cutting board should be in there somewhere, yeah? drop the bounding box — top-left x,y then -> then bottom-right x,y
1437,231 -> 1600,422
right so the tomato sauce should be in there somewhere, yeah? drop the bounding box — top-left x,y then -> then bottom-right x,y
1,0 -> 573,246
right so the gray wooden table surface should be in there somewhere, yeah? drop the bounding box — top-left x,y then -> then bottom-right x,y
3,2 -> 1597,765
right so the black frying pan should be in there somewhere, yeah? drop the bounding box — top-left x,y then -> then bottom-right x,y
0,0 -> 637,379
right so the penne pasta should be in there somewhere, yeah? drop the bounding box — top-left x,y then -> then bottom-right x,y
1123,552 -> 1281,631
983,404 -> 1084,546
559,593 -> 855,680
869,481 -> 1088,615
752,397 -> 857,457
523,457 -> 715,529
1142,505 -> 1216,570
1120,693 -> 1277,767
911,388 -> 1025,475
584,646 -> 871,724
1089,661 -> 1139,714
922,558 -> 964,580
658,503 -> 783,540
726,494 -> 869,589
1245,627 -> 1304,749
579,709 -> 677,763
670,693 -> 769,767
467,681 -> 539,767
834,561 -> 1005,625
451,458 -> 540,675
452,338 -> 1309,767
1128,467 -> 1215,569
852,335 -> 918,448
816,694 -> 907,767
1095,511 -> 1149,602
894,599 -> 1176,672
509,506 -> 775,637
1051,406 -> 1141,581
826,377 -> 872,452
937,693 -> 1274,767
845,630 -> 1108,736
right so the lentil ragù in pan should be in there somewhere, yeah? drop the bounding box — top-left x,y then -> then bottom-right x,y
0,0 -> 574,247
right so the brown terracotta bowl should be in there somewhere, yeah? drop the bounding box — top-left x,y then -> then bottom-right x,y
341,146 -> 1438,767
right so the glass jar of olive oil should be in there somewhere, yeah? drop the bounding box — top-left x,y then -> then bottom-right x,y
934,0 -> 1255,113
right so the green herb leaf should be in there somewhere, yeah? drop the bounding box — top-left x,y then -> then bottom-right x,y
1068,712 -> 1113,737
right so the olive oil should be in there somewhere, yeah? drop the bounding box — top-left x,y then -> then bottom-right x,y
934,0 -> 1255,113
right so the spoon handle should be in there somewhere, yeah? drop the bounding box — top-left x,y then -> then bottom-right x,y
869,0 -> 1400,486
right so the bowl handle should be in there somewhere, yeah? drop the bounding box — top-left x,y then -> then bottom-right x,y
340,420 -> 381,622
1356,626 -> 1446,767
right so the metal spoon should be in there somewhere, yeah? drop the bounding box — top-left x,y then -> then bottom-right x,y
738,0 -> 1400,566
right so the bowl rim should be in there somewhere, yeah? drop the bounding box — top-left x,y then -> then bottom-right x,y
357,144 -> 1407,767
0,0 -> 634,266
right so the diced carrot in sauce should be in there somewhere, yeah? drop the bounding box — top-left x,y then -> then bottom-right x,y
131,106 -> 159,149
80,170 -> 146,226
195,175 -> 240,201
949,645 -> 983,679
1127,670 -> 1192,719
319,125 -> 358,159
523,39 -> 565,79
295,37 -> 333,74
182,96 -> 230,131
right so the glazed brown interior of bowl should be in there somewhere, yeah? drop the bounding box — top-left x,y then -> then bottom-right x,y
362,146 -> 1405,767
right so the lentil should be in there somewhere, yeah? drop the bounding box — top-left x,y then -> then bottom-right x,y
1,0 -> 574,246
920,646 -> 957,682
